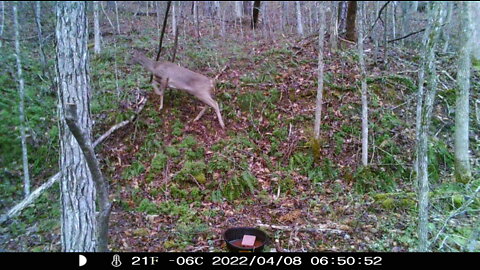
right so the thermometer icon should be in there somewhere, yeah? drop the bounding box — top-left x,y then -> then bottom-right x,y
112,254 -> 122,267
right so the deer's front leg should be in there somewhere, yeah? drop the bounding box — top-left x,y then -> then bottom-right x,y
152,80 -> 165,110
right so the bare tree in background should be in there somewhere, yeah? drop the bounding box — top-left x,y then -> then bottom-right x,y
252,1 -> 261,30
0,1 -> 4,48
13,2 -> 31,197
314,2 -> 326,140
235,1 -> 242,21
416,2 -> 445,252
56,1 -> 97,252
345,1 -> 356,41
295,1 -> 304,36
94,1 -> 101,54
33,1 -> 48,78
454,1 -> 473,183
357,2 -> 368,166
329,1 -> 338,51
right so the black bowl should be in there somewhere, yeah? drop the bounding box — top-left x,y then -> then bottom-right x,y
223,227 -> 268,252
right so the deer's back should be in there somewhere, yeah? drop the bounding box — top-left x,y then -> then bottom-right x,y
154,62 -> 213,93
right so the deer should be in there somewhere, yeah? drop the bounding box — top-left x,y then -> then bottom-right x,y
132,52 -> 225,129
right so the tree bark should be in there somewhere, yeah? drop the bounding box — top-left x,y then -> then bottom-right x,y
329,1 -> 338,51
454,2 -> 472,183
252,1 -> 261,30
94,1 -> 101,54
295,1 -> 304,36
383,3 -> 388,66
345,1 -> 357,41
172,1 -> 177,37
0,1 -> 4,48
33,1 -> 48,78
314,2 -> 326,140
416,2 -> 445,252
56,1 -> 97,252
114,1 -> 120,35
65,104 -> 111,252
358,2 -> 368,166
235,1 -> 243,21
441,2 -> 453,53
337,1 -> 347,35
13,2 -> 31,197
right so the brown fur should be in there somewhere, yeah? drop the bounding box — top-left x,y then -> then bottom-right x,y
132,52 -> 225,129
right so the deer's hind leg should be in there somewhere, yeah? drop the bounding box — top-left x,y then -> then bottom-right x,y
195,95 -> 225,129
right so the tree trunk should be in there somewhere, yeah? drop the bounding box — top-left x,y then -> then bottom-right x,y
281,1 -> 288,33
193,1 -> 200,41
345,1 -> 356,41
252,1 -> 261,30
383,3 -> 388,66
64,104 -> 111,252
93,1 -> 101,54
235,1 -> 242,21
337,1 -> 347,35
13,2 -> 31,197
441,1 -> 453,53
0,1 -> 4,48
33,2 -> 47,78
172,1 -> 177,37
55,1 -> 97,252
373,1 -> 380,62
295,1 -> 304,36
114,1 -> 120,35
314,2 -> 326,140
454,2 -> 472,183
329,1 -> 338,51
416,2 -> 445,252
357,2 -> 368,166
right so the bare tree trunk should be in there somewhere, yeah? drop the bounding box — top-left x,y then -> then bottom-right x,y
172,1 -> 177,37
454,1 -> 472,183
358,2 -> 368,166
345,1 -> 357,41
56,1 -> 97,252
33,2 -> 47,78
314,2 -> 326,139
252,1 -> 261,30
65,104 -> 111,252
13,2 -> 31,197
416,2 -> 444,252
295,1 -> 304,36
94,1 -> 101,54
383,3 -> 388,66
392,1 -> 396,42
193,1 -> 200,41
0,1 -> 4,48
114,1 -> 120,35
235,1 -> 242,21
373,1 -> 380,62
329,1 -> 338,51
281,1 -> 288,33
338,1 -> 347,35
441,1 -> 453,53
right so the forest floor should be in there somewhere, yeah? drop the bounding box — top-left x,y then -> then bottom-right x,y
99,21 -> 422,252
1,12 -> 478,252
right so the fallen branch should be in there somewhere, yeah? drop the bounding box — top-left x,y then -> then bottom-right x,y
257,223 -> 345,235
0,172 -> 59,224
388,28 -> 426,43
0,97 -> 147,224
65,103 -> 111,252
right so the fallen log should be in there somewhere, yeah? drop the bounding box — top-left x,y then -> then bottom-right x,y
0,96 -> 147,224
